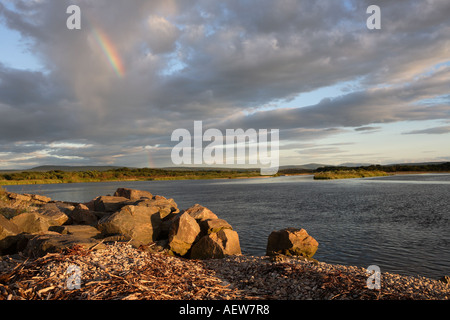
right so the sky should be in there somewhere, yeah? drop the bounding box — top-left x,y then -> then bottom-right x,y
0,0 -> 449,170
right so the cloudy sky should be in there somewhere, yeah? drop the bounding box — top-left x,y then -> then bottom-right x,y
0,0 -> 449,169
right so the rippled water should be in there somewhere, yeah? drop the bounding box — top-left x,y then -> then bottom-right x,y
5,174 -> 450,279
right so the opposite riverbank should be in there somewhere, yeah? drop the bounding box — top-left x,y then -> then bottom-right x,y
0,168 -> 263,186
2,161 -> 450,186
313,169 -> 390,180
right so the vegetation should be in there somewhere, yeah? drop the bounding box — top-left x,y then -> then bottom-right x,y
313,162 -> 450,180
315,162 -> 450,174
1,162 -> 449,185
0,167 -> 262,185
313,169 -> 390,180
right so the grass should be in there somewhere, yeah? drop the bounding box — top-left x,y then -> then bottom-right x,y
0,168 -> 264,186
313,169 -> 390,180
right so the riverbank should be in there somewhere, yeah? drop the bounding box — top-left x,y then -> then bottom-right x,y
3,169 -> 450,186
313,169 -> 391,180
0,168 -> 263,186
0,175 -> 266,186
1,242 -> 449,300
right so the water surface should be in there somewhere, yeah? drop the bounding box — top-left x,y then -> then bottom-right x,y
5,174 -> 450,279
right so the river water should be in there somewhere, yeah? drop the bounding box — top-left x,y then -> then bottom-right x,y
5,174 -> 450,279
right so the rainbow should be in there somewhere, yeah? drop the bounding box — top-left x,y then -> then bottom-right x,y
92,28 -> 125,77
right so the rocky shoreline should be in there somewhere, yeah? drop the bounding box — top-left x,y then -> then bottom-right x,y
1,188 -> 449,300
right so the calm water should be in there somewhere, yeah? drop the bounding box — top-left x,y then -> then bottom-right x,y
5,174 -> 450,279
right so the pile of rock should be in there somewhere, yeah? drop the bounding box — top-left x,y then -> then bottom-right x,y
168,204 -> 241,259
0,188 -> 241,260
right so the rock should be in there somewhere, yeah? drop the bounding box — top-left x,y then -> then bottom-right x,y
66,203 -> 99,225
23,231 -> 105,258
6,192 -> 32,202
266,228 -> 318,258
0,215 -> 20,238
135,197 -> 179,219
27,194 -> 52,203
49,225 -> 101,238
198,218 -> 233,236
0,215 -> 21,254
93,196 -> 129,212
168,212 -> 200,256
159,217 -> 176,240
114,188 -> 153,201
190,229 -> 241,259
190,234 -> 224,259
0,232 -> 34,255
185,204 -> 218,221
83,199 -> 96,211
11,212 -> 51,233
7,192 -> 51,205
39,207 -> 69,226
97,205 -> 162,246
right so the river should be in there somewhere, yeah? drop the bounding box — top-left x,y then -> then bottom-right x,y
5,173 -> 450,280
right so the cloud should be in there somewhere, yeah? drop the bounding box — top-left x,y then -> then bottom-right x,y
220,65 -> 450,131
354,126 -> 381,132
0,0 -> 449,168
403,125 -> 450,135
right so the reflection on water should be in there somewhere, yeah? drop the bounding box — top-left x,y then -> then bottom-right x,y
5,174 -> 450,279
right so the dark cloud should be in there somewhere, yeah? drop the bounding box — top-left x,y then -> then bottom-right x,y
354,126 -> 381,132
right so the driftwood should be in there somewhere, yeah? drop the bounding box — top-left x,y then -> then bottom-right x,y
0,244 -> 246,300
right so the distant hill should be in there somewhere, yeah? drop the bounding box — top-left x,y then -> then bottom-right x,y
162,166 -> 260,172
279,163 -> 329,170
338,162 -> 374,167
386,161 -> 448,167
1,161 -> 449,174
28,165 -> 124,172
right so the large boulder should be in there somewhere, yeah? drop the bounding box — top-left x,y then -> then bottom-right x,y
49,225 -> 101,238
11,212 -> 51,233
97,205 -> 162,246
93,196 -> 129,212
0,215 -> 20,238
198,218 -> 232,236
38,206 -> 69,226
23,231 -> 105,258
190,229 -> 241,259
266,228 -> 318,258
0,215 -> 21,254
114,188 -> 153,201
135,196 -> 179,219
66,203 -> 99,225
185,204 -> 218,221
168,212 -> 200,256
